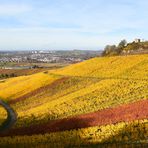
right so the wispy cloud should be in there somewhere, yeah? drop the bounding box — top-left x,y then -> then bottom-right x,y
0,0 -> 148,50
0,4 -> 31,16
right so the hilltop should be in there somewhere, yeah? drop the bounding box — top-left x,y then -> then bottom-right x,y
102,40 -> 148,56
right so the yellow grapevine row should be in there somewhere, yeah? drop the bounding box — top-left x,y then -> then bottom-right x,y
0,119 -> 147,147
0,73 -> 60,101
53,54 -> 148,79
13,78 -> 148,128
0,106 -> 7,126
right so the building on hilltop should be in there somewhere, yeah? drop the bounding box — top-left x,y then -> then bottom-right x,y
134,39 -> 141,43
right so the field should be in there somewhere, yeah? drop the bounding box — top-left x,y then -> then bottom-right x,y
0,54 -> 148,147
0,62 -> 68,79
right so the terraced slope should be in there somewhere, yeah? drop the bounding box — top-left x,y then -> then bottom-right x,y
10,78 -> 147,128
0,54 -> 147,147
0,72 -> 61,101
52,54 -> 148,78
1,99 -> 147,137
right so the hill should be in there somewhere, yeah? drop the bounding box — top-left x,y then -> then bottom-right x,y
0,54 -> 148,147
102,40 -> 148,56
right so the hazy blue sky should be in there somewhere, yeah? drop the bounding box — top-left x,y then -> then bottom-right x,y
0,0 -> 148,50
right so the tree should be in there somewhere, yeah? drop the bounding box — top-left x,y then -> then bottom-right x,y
123,42 -> 140,51
118,40 -> 127,49
102,45 -> 117,56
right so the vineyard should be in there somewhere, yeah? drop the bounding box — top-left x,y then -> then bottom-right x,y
0,119 -> 148,147
0,54 -> 148,147
0,106 -> 7,126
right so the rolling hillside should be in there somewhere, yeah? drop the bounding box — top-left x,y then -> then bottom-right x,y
0,54 -> 148,147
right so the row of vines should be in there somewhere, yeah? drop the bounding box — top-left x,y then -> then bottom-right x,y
0,119 -> 147,147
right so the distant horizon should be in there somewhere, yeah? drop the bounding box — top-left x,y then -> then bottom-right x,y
0,0 -> 148,50
0,48 -> 103,52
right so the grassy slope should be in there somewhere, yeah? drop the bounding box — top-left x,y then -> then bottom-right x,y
0,55 -> 147,128
2,99 -> 147,137
52,54 -> 148,78
8,54 -> 147,128
0,54 -> 147,100
13,78 -> 147,128
0,119 -> 148,147
0,72 -> 61,101
0,54 -> 148,146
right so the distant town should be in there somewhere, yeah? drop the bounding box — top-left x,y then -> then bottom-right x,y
1,39 -> 148,69
0,50 -> 101,69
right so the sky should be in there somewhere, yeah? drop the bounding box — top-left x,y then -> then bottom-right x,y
0,0 -> 148,50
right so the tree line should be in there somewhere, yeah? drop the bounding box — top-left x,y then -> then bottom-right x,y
102,39 -> 148,56
102,40 -> 127,56
0,73 -> 17,79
